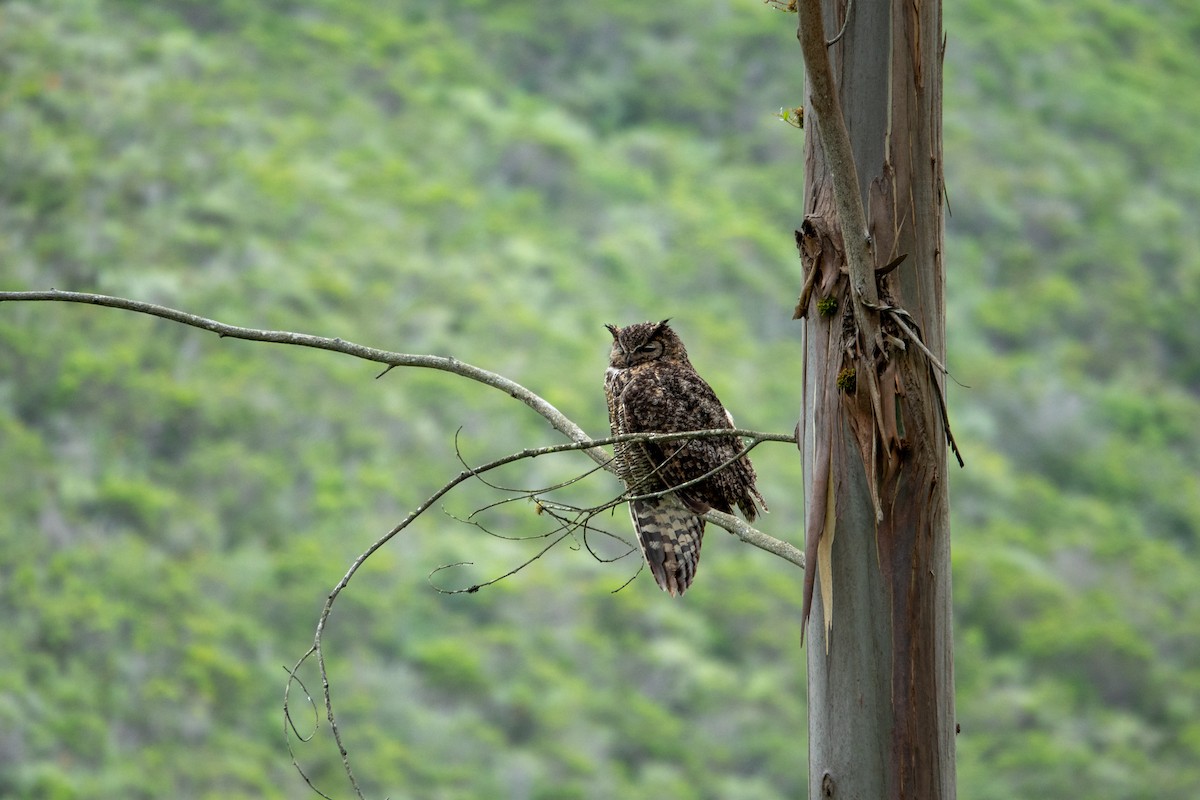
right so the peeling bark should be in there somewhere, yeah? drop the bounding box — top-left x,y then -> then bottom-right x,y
796,0 -> 956,797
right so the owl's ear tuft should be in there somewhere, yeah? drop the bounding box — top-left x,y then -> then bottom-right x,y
605,323 -> 620,339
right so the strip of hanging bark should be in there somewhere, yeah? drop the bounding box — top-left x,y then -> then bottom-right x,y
800,414 -> 833,645
817,463 -> 837,649
876,253 -> 908,277
881,306 -> 965,468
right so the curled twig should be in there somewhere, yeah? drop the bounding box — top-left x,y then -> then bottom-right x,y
825,0 -> 853,46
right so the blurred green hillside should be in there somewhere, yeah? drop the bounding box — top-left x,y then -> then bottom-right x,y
1,0 -> 1198,798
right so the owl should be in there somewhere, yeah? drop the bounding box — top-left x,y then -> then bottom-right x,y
604,320 -> 765,595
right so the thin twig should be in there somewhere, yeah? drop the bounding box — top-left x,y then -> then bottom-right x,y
825,0 -> 853,46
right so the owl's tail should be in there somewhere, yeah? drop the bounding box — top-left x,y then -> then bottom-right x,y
629,498 -> 706,596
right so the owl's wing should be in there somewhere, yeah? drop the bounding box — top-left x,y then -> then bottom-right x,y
616,368 -> 738,515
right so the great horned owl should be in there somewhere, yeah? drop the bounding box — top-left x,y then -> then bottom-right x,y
604,320 -> 765,595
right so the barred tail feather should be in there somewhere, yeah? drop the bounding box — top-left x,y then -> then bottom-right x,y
629,498 -> 706,596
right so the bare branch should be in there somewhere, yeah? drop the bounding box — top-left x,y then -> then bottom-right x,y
0,289 -> 605,464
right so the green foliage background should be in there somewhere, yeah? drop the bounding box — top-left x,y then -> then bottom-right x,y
2,0 -> 1198,797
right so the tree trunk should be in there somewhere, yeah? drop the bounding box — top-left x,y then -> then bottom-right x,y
796,0 -> 955,797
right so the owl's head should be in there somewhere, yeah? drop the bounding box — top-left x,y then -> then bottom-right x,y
605,319 -> 690,369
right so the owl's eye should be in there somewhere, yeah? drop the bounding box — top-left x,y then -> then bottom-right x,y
637,344 -> 658,353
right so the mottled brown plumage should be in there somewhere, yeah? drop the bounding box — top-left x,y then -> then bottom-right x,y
604,320 -> 765,595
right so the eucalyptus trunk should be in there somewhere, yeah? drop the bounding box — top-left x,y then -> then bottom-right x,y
795,0 -> 956,797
